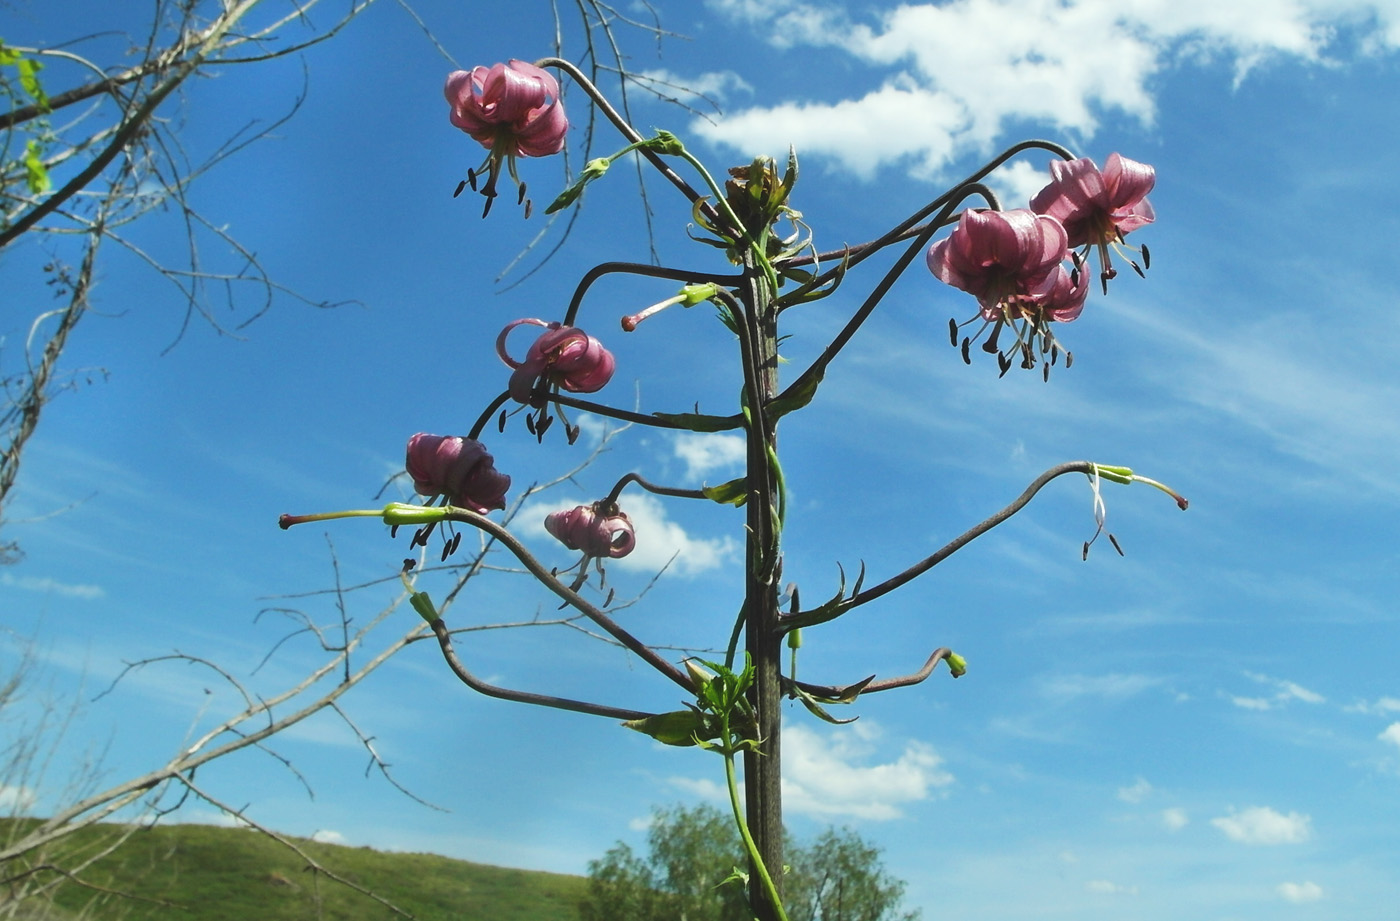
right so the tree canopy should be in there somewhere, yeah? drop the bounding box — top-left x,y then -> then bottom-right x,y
580,804 -> 920,921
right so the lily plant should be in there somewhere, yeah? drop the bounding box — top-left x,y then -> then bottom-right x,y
280,53 -> 1185,921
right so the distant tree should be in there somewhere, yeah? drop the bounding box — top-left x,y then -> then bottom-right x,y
580,804 -> 920,921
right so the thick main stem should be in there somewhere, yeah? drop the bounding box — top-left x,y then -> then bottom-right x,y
740,252 -> 784,921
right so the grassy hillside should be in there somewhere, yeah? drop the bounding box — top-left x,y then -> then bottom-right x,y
3,820 -> 587,921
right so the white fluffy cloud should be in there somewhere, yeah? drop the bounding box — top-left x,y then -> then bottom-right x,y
674,432 -> 747,481
0,784 -> 37,814
781,722 -> 954,820
1211,806 -> 1312,845
1278,881 -> 1324,903
1161,807 -> 1189,831
695,0 -> 1400,179
1379,722 -> 1400,749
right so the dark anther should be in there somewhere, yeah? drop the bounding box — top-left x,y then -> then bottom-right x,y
1109,533 -> 1124,556
1050,343 -> 1059,366
1070,266 -> 1080,288
948,317 -> 959,347
1141,244 -> 1151,269
1065,351 -> 1074,368
450,532 -> 463,555
997,352 -> 1012,377
1070,249 -> 1082,269
453,180 -> 467,198
961,338 -> 972,364
481,195 -> 494,218
466,168 -> 478,191
605,588 -> 616,607
1021,343 -> 1035,369
1130,259 -> 1145,278
537,413 -> 553,439
390,525 -> 400,539
525,413 -> 536,435
498,409 -> 507,433
1082,541 -> 1090,561
1100,272 -> 1110,295
524,200 -> 533,219
550,567 -> 558,576
440,542 -> 451,562
402,559 -> 416,572
518,182 -> 528,206
567,424 -> 580,445
983,321 -> 1003,354
1042,361 -> 1051,383
412,525 -> 430,548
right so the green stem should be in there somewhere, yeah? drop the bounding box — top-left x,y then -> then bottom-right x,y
722,723 -> 789,921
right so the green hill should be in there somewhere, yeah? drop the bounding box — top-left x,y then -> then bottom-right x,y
3,820 -> 587,920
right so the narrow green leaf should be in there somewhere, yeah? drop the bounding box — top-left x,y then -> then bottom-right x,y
702,477 -> 749,507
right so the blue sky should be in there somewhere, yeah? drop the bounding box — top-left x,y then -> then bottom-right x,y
4,0 -> 1400,918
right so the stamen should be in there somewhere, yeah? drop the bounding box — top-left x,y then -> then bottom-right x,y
518,182 -> 528,205
390,524 -> 400,538
1141,244 -> 1151,270
498,409 -> 507,433
402,559 -> 415,572
948,317 -> 959,347
467,168 -> 478,191
983,319 -> 1004,354
961,337 -> 972,365
453,180 -> 467,198
997,352 -> 1012,377
1130,260 -> 1145,279
1108,533 -> 1124,556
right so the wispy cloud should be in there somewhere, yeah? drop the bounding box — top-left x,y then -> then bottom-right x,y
1041,672 -> 1161,701
1117,777 -> 1152,803
1,572 -> 105,600
1211,806 -> 1312,845
1379,723 -> 1400,750
1278,881 -> 1324,903
1161,807 -> 1189,831
695,0 -> 1397,179
1085,879 -> 1139,896
1227,672 -> 1325,711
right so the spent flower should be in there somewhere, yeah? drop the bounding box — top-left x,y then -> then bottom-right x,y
445,60 -> 568,216
497,319 -> 615,404
405,433 -> 510,513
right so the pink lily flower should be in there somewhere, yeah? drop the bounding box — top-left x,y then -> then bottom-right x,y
445,60 -> 568,215
927,208 -> 1086,376
497,319 -> 615,404
1030,153 -> 1155,291
545,502 -> 636,559
405,434 -> 510,513
927,208 -> 1069,317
